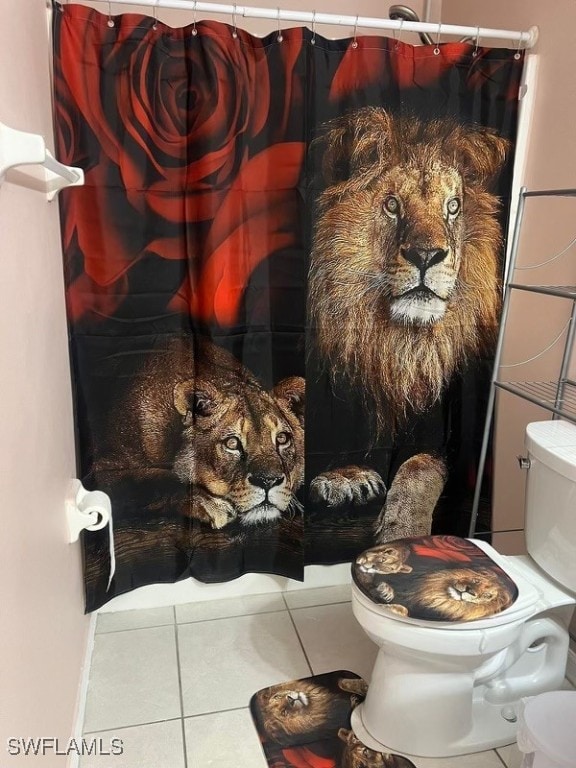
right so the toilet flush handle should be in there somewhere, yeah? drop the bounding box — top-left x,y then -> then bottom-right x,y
517,456 -> 531,470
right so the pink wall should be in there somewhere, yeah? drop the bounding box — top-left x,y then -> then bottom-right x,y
441,0 -> 576,548
0,1 -> 89,764
442,1 -> 576,642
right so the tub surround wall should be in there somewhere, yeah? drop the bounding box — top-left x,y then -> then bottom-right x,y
0,1 -> 89,763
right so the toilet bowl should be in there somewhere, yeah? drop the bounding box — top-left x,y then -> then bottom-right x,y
350,421 -> 576,758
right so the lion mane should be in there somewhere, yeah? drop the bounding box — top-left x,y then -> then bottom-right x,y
338,728 -> 415,768
406,567 -> 515,621
363,566 -> 515,621
309,107 -> 509,428
254,679 -> 355,746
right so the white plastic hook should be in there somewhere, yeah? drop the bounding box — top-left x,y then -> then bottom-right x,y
311,10 -> 317,45
351,16 -> 359,49
232,4 -> 238,38
434,21 -> 441,55
107,0 -> 114,27
515,33 -> 523,60
277,7 -> 283,43
191,0 -> 198,35
152,0 -> 158,30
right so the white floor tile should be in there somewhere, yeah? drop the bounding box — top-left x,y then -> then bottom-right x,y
290,602 -> 378,681
178,612 -> 310,716
284,584 -> 351,610
83,626 -> 181,732
81,720 -> 184,768
408,750 -> 505,767
496,743 -> 522,768
96,607 -> 174,634
184,708 -> 267,768
175,593 -> 285,624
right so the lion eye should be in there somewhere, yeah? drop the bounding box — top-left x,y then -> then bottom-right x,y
447,197 -> 461,216
276,431 -> 292,447
223,436 -> 242,452
383,195 -> 400,215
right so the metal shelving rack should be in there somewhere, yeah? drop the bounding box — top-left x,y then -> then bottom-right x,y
469,186 -> 576,535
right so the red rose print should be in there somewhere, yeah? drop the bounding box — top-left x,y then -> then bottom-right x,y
169,142 -> 305,325
329,38 -> 468,101
59,6 -> 271,223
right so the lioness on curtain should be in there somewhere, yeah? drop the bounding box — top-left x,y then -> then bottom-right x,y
53,3 -> 524,611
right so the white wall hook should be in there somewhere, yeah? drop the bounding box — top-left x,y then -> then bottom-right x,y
0,121 -> 84,200
66,479 -> 116,590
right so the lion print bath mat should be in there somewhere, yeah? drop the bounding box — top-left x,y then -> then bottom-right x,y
353,535 -> 519,622
250,671 -> 416,767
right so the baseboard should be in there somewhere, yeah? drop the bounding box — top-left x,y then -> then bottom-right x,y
567,644 -> 576,687
67,613 -> 97,768
98,562 -> 351,613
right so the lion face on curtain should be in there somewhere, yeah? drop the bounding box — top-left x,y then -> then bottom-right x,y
309,107 -> 508,424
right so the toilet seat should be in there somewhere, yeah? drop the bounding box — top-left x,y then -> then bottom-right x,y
352,536 -> 542,629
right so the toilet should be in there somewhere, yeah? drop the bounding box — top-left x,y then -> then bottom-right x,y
350,421 -> 576,758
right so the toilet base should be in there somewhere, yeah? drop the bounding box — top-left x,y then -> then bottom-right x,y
351,699 -> 519,758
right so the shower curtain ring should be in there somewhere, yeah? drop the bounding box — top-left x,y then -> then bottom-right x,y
107,0 -> 114,27
473,26 -> 480,57
434,21 -> 441,55
393,17 -> 404,50
191,0 -> 198,35
277,7 -> 283,43
311,10 -> 317,45
232,4 -> 238,38
514,33 -> 523,60
152,0 -> 158,30
351,16 -> 359,49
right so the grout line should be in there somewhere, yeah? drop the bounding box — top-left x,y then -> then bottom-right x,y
173,624 -> 189,768
95,622 -> 176,635
287,599 -> 351,611
183,704 -> 251,720
493,748 -> 509,767
95,607 -> 288,634
285,608 -> 314,677
176,608 -> 288,626
96,606 -> 175,637
85,716 -> 183,735
84,706 -> 254,736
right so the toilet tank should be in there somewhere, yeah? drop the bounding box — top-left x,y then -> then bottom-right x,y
524,421 -> 576,593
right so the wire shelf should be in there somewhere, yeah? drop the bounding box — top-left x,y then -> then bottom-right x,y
509,284 -> 576,299
495,380 -> 576,423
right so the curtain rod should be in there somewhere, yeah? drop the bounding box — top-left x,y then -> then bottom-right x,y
81,1 -> 539,47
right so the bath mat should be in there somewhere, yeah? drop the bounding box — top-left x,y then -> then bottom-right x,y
353,535 -> 518,622
250,670 -> 416,767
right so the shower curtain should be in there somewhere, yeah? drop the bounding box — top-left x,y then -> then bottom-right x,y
53,2 -> 524,611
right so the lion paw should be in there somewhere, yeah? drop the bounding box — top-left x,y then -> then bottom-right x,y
193,496 -> 237,529
310,466 -> 386,507
375,582 -> 395,602
338,678 -> 368,698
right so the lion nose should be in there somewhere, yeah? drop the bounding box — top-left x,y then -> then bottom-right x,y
248,472 -> 284,490
402,246 -> 448,270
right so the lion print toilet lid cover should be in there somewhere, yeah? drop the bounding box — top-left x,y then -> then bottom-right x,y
352,535 -> 519,623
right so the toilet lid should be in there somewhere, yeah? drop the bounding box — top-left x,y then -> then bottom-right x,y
352,536 -> 519,623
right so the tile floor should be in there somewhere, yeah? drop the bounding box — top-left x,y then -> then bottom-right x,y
81,585 -> 549,767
